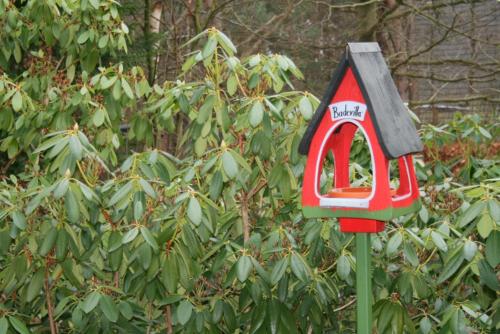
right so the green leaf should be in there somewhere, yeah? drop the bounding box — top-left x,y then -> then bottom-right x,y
267,300 -> 281,333
228,149 -> 252,173
449,308 -> 466,333
7,317 -> 29,334
412,274 -> 430,299
122,228 -> 139,244
419,316 -> 432,334
65,190 -> 80,223
99,294 -> 119,323
485,230 -> 500,267
212,300 -> 223,323
134,199 -> 144,221
187,197 -> 202,226
69,135 -> 83,160
458,201 -> 486,227
140,226 -> 159,251
108,230 -> 122,252
437,248 -> 464,283
121,21 -> 129,33
98,34 -> 109,48
237,255 -> 253,282
11,91 -> 22,112
419,206 -> 429,223
121,78 -> 134,99
100,75 -> 117,89
477,259 -> 500,291
77,31 -> 90,44
249,100 -> 264,127
463,240 -> 477,261
488,199 -> 499,221
337,255 -> 350,280
139,179 -> 156,199
53,178 -> 69,199
39,227 -> 58,256
403,242 -> 419,267
248,54 -> 261,67
89,0 -> 100,9
93,108 -> 105,127
202,36 -> 217,59
34,134 -> 65,153
209,171 -> 223,201
478,126 -> 491,139
81,291 -> 101,313
216,31 -> 237,55
177,300 -> 193,325
222,151 -> 238,179
11,211 -> 27,230
197,95 -> 215,124
298,96 -> 312,120
13,43 -> 21,63
160,295 -> 183,306
162,255 -> 179,294
270,257 -> 288,285
0,230 -> 10,255
0,317 -> 8,334
118,301 -> 133,320
26,269 -> 44,302
108,181 -> 133,207
112,80 -> 122,100
67,65 -> 76,82
137,242 -> 152,270
194,137 -> 207,157
290,253 -> 309,282
182,55 -> 196,72
431,231 -> 448,252
386,231 -> 402,256
249,302 -> 266,334
477,214 -> 494,238
56,229 -> 69,261
227,74 -> 237,96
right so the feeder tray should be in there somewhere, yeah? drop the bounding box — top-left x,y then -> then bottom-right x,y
326,187 -> 397,199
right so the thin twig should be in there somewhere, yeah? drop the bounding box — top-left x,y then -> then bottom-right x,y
333,298 -> 357,312
44,264 -> 58,334
241,192 -> 250,244
165,305 -> 173,334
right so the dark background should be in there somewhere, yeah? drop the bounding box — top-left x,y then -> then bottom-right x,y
121,0 -> 499,123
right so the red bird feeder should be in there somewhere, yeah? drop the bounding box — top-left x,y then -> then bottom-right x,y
298,43 -> 423,233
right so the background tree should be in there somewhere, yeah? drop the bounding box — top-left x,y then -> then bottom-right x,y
122,0 -> 499,124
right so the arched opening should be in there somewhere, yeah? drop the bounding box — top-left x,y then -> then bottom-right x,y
348,129 -> 373,188
391,156 -> 413,201
316,121 -> 375,208
318,150 -> 335,196
388,160 -> 400,191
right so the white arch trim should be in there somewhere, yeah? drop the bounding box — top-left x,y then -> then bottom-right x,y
316,119 -> 376,208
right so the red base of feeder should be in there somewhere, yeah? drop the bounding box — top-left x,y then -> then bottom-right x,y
339,218 -> 385,233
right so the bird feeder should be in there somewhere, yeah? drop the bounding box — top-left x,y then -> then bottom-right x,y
298,42 -> 423,233
298,42 -> 424,334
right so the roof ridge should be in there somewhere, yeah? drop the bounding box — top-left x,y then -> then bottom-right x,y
347,42 -> 381,54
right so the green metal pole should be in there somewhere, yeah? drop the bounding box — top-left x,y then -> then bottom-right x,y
356,233 -> 372,334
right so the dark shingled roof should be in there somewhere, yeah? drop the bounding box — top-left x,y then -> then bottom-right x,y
298,42 -> 423,160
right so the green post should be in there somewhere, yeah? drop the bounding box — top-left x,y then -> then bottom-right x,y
356,233 -> 372,334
